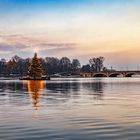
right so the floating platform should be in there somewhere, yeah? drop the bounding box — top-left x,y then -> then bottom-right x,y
19,76 -> 50,80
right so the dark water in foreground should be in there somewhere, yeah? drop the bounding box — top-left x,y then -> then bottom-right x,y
0,78 -> 140,140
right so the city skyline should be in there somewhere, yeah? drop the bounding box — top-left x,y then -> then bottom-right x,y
0,0 -> 140,68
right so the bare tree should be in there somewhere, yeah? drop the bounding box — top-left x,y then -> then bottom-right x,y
89,57 -> 105,72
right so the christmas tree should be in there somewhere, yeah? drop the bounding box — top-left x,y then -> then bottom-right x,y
28,53 -> 43,78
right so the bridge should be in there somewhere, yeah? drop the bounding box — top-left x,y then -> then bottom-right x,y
80,71 -> 140,77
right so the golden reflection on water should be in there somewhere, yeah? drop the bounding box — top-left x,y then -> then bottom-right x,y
27,80 -> 45,110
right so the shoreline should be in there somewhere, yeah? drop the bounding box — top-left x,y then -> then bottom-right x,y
0,76 -> 140,80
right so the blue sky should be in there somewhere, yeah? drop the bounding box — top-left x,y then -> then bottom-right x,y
0,0 -> 140,68
1,0 -> 139,13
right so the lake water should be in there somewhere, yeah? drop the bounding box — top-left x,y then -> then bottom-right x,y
0,78 -> 140,140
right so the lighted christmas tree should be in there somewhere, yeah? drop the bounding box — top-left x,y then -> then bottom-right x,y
28,53 -> 43,78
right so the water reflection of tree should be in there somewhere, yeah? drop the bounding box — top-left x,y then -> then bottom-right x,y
46,81 -> 104,100
27,80 -> 45,110
45,82 -> 80,103
82,82 -> 104,100
0,80 -> 105,107
0,81 -> 26,92
46,82 -> 80,94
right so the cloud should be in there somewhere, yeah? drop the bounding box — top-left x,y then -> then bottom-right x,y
0,34 -> 76,58
38,43 -> 76,50
0,43 -> 14,51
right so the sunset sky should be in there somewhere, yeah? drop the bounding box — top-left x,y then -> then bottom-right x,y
0,0 -> 140,69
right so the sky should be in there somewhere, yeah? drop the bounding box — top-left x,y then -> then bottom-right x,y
0,0 -> 140,69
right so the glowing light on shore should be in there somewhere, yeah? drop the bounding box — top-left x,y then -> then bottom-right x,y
33,47 -> 39,53
31,45 -> 39,53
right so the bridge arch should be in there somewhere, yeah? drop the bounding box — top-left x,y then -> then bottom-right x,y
125,72 -> 137,77
93,73 -> 107,77
109,72 -> 123,77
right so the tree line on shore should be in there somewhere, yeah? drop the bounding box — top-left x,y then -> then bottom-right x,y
0,55 -> 111,76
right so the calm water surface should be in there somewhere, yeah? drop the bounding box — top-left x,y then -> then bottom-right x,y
0,78 -> 140,140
